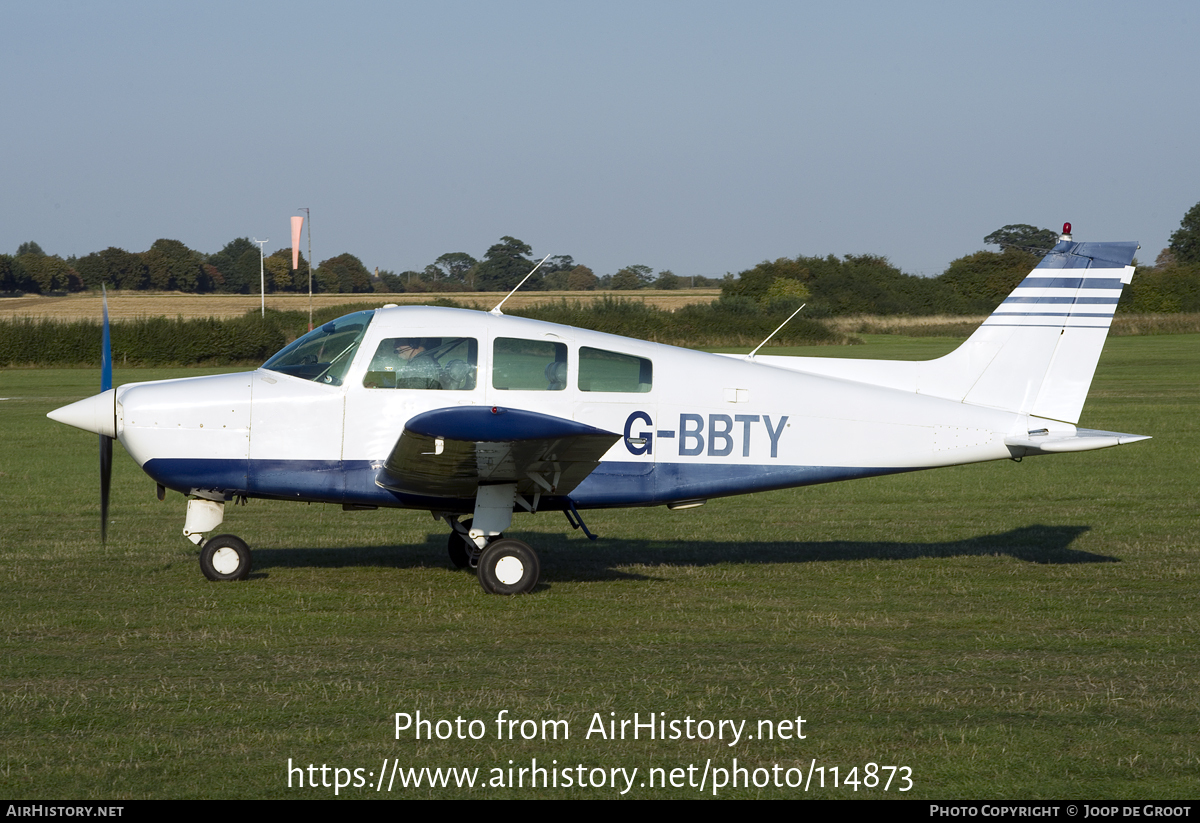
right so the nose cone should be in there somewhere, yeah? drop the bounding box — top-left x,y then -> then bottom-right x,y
47,389 -> 117,438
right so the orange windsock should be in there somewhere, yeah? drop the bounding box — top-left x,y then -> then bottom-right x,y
291,215 -> 304,269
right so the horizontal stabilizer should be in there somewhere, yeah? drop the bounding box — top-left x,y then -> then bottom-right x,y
377,406 -> 620,499
1004,428 -> 1150,455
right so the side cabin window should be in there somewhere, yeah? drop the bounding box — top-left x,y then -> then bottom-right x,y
578,347 -> 652,393
492,338 -> 567,391
362,337 -> 478,390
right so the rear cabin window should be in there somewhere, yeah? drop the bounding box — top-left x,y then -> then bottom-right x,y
492,338 -> 568,391
578,347 -> 653,393
362,337 -> 478,390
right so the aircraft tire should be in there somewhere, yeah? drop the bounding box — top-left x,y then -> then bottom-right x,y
199,534 -> 252,581
477,539 -> 539,595
447,532 -> 471,569
448,519 -> 501,569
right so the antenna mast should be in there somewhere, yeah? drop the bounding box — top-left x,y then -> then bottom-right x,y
252,237 -> 268,318
298,207 -> 312,330
490,253 -> 553,316
747,303 -> 806,360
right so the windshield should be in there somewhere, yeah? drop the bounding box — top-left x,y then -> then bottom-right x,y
261,310 -> 374,385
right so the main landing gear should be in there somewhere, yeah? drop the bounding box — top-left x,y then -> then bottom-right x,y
445,515 -> 540,595
477,539 -> 539,595
443,482 -> 540,595
446,518 -> 494,569
181,490 -> 543,594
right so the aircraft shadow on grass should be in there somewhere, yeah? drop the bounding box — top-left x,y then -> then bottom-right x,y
242,524 -> 1114,584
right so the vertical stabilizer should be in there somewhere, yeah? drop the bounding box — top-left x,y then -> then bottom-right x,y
752,236 -> 1139,426
942,239 -> 1137,423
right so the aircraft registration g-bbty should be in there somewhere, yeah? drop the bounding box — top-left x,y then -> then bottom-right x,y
48,226 -> 1149,594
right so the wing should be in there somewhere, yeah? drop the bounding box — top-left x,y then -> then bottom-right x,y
376,406 -> 621,500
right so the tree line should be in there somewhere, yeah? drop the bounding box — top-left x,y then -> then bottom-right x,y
721,209 -> 1200,316
0,235 -> 721,297
5,201 -> 1200,316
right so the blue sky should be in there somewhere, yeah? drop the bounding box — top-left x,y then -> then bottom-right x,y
3,0 -> 1197,279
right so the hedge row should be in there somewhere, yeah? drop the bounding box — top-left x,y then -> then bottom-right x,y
1120,265 -> 1200,313
0,298 -> 851,368
0,315 -> 287,367
503,296 -> 845,347
7,296 -> 1200,369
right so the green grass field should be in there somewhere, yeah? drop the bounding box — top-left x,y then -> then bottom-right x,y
1,335 -> 1196,799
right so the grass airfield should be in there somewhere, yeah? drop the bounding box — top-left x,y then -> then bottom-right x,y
1,335 -> 1197,799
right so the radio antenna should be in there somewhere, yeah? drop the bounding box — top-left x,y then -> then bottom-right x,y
747,303 -> 806,360
490,253 -> 553,316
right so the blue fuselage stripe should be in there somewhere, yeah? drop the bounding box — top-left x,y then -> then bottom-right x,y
144,458 -> 913,511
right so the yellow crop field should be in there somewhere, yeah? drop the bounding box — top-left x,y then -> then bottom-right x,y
0,289 -> 722,321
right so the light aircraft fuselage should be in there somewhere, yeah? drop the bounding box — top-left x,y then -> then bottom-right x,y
47,234 -> 1149,593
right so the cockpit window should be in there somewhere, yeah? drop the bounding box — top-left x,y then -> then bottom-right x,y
578,347 -> 652,392
363,337 -> 478,390
261,310 -> 374,385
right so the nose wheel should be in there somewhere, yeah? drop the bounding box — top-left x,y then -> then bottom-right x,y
199,534 -> 252,581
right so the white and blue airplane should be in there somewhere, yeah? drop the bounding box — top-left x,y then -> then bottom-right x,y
48,227 -> 1149,594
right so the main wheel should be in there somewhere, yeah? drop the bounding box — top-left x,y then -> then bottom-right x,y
200,534 -> 252,581
447,518 -> 502,569
447,529 -> 471,568
477,539 -> 539,595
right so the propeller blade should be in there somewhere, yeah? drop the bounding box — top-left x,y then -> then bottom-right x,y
100,285 -> 112,542
101,434 -> 112,544
101,285 -> 112,392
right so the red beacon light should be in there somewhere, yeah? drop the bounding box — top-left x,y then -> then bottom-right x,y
1062,222 -> 1072,238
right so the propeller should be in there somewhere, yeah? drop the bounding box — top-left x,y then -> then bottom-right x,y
100,286 -> 112,543
44,287 -> 119,542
